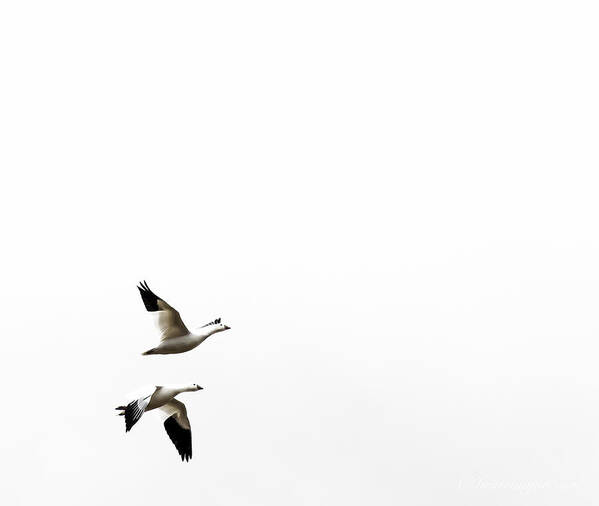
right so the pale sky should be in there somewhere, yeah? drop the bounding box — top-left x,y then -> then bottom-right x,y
1,1 -> 599,505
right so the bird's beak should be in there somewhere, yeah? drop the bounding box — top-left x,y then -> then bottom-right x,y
198,386 -> 204,390
224,325 -> 231,330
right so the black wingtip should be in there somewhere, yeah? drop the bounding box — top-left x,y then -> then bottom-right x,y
123,399 -> 147,432
137,281 -> 160,312
164,416 -> 192,462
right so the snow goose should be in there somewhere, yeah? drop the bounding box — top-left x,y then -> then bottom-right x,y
116,384 -> 202,461
137,281 -> 231,355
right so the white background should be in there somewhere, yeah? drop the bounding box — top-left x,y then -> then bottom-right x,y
1,1 -> 598,504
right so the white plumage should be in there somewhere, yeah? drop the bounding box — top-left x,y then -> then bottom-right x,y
116,384 -> 202,462
137,281 -> 231,355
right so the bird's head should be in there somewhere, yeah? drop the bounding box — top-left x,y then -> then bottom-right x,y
193,384 -> 203,391
215,321 -> 231,332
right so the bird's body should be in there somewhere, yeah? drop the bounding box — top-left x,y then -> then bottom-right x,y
145,386 -> 184,410
116,383 -> 202,461
136,281 -> 231,355
142,326 -> 219,355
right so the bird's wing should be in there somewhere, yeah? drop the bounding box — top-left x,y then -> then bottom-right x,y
137,281 -> 190,341
199,317 -> 221,328
160,399 -> 192,462
118,394 -> 152,432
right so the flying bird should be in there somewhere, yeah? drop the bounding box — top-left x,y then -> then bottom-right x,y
137,281 -> 231,355
116,384 -> 203,461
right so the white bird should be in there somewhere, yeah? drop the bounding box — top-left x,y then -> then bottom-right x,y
137,281 -> 231,355
116,384 -> 203,461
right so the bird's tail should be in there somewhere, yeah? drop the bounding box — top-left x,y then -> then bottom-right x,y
141,347 -> 158,355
